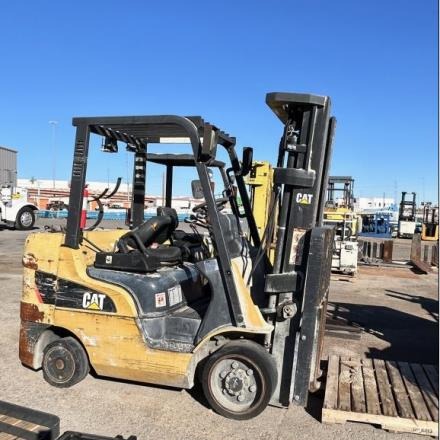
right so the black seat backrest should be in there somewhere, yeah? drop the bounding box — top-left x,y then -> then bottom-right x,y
118,215 -> 176,253
157,206 -> 179,230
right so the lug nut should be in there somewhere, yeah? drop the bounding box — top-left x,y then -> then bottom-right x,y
231,361 -> 238,369
246,369 -> 253,376
237,394 -> 245,402
249,385 -> 257,392
220,370 -> 228,379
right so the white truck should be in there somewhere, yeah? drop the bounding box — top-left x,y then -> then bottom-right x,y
0,186 -> 38,229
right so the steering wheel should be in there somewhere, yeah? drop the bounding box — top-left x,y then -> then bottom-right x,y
192,197 -> 229,214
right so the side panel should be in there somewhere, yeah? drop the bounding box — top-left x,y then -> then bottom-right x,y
52,309 -> 193,388
20,230 -> 194,388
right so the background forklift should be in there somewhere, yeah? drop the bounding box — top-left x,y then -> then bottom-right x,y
19,92 -> 336,419
398,191 -> 417,238
323,176 -> 359,275
421,202 -> 439,241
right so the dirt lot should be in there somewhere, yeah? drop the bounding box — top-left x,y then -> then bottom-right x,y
0,219 -> 438,440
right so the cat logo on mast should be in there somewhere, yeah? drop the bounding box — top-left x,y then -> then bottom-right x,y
296,193 -> 314,205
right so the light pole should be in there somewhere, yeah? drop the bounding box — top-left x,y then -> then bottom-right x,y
49,121 -> 58,189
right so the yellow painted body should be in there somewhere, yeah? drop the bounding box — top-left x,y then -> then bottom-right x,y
20,229 -> 272,389
245,161 -> 275,261
421,224 -> 439,241
323,207 -> 360,235
246,161 -> 273,238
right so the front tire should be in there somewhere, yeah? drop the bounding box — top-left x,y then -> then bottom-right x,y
202,340 -> 277,420
42,337 -> 89,388
15,207 -> 35,230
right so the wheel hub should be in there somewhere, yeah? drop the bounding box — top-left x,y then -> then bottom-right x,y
55,358 -> 65,370
20,212 -> 33,227
224,369 -> 249,396
217,360 -> 258,404
44,346 -> 75,383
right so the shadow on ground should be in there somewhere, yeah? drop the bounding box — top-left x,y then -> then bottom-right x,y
385,289 -> 439,322
328,299 -> 438,364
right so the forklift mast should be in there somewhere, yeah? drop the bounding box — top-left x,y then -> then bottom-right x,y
423,203 -> 439,225
399,191 -> 417,222
326,176 -> 355,209
264,93 -> 336,406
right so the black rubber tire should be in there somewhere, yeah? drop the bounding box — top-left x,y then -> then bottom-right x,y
15,207 -> 35,230
201,340 -> 277,420
42,337 -> 90,388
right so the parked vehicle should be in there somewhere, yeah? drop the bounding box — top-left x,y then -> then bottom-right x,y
0,186 -> 38,229
47,200 -> 68,211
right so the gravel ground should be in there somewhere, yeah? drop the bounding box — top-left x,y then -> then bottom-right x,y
0,219 -> 437,440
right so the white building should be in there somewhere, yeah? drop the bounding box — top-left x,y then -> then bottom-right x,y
355,197 -> 396,212
17,178 -> 198,211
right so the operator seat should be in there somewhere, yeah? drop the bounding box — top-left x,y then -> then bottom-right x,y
157,206 -> 205,260
116,211 -> 182,265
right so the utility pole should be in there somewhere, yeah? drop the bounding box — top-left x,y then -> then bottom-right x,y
49,121 -> 58,189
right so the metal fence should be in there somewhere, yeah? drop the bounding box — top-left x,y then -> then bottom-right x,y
358,238 -> 393,262
37,210 -> 189,222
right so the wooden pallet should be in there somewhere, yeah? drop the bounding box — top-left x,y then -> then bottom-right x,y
0,414 -> 47,440
0,401 -> 59,440
322,355 -> 439,436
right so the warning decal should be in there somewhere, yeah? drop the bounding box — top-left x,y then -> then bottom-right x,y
168,285 -> 183,306
155,292 -> 167,308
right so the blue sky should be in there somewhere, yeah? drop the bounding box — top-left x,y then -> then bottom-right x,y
0,0 -> 437,202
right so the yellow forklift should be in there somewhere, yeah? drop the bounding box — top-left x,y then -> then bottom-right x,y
323,176 -> 359,234
19,93 -> 336,419
421,203 -> 439,241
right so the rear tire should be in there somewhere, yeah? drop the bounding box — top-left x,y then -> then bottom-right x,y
42,337 -> 89,388
201,340 -> 277,420
15,207 -> 35,230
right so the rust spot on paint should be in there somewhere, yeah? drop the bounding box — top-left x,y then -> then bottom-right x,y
19,325 -> 34,366
22,253 -> 38,270
20,302 -> 45,322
